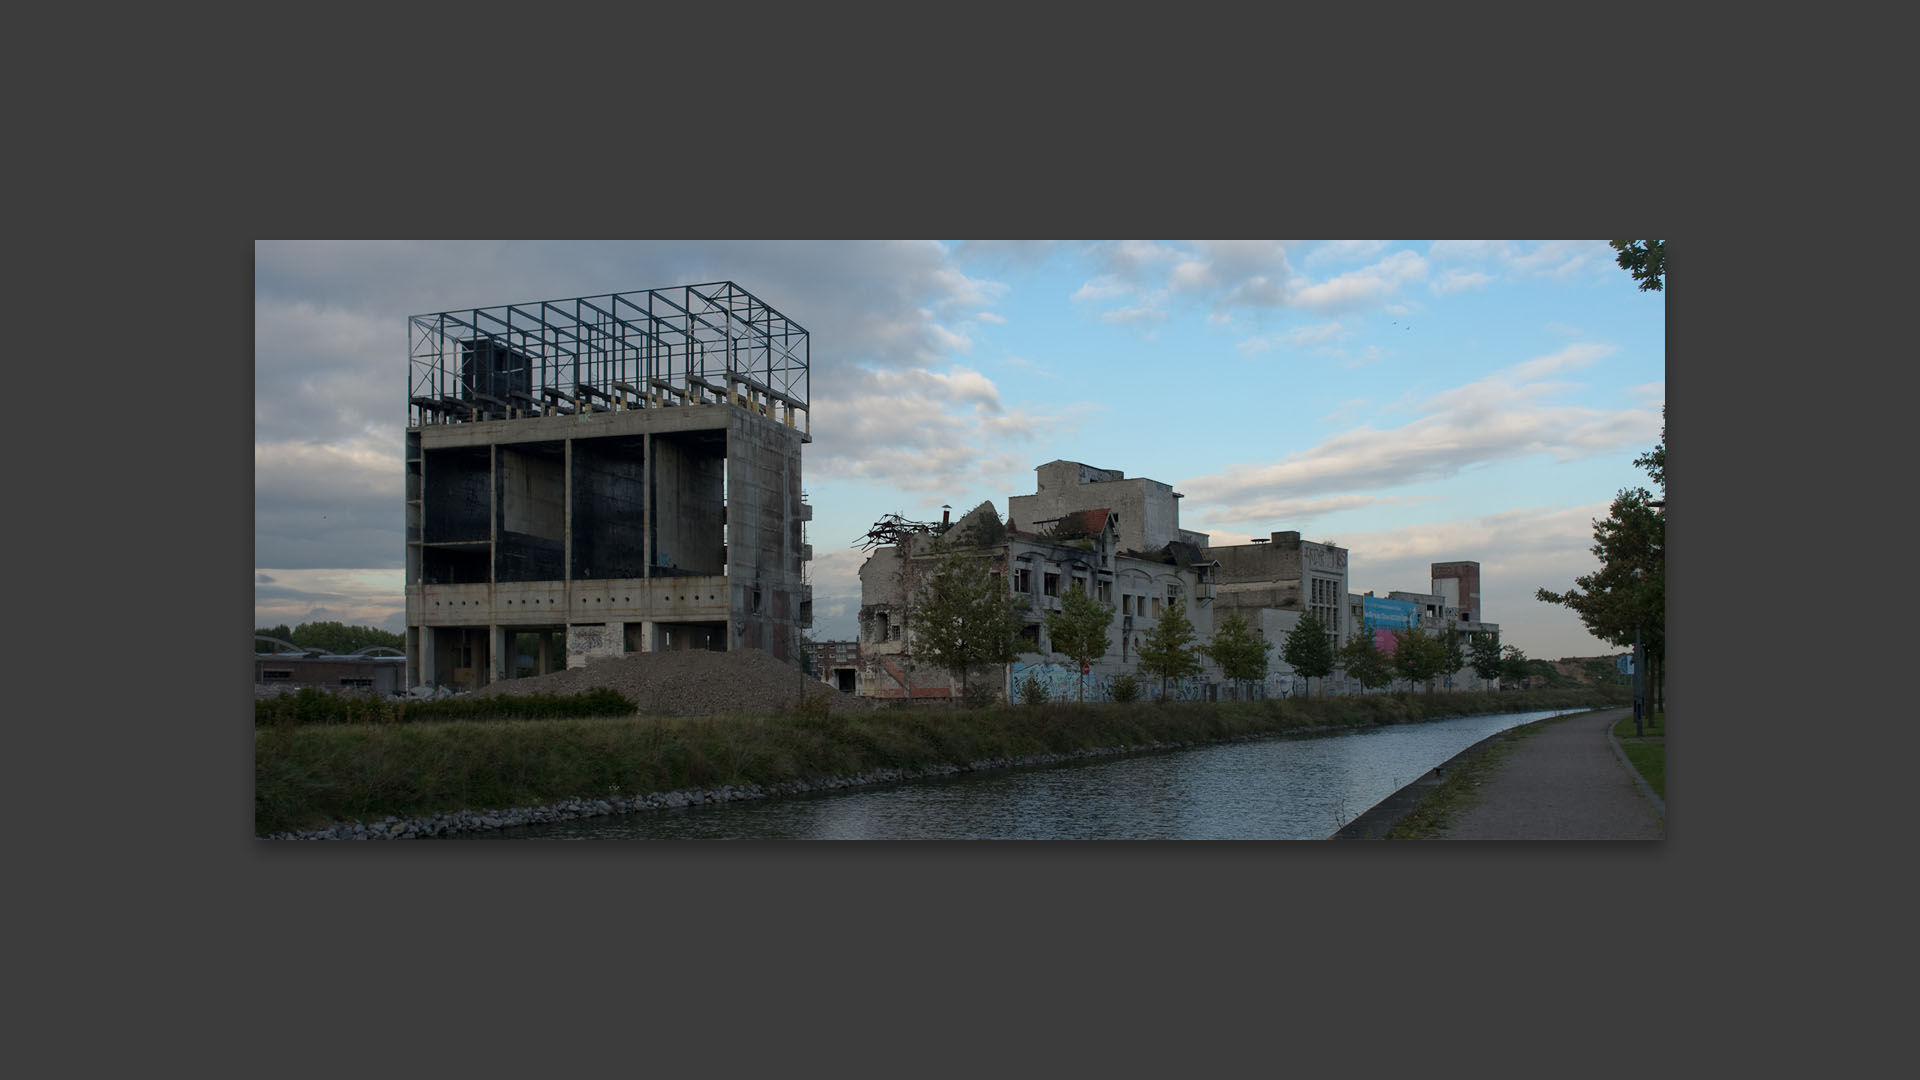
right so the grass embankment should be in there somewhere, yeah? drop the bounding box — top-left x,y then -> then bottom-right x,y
255,687 -> 1626,835
1612,709 -> 1665,798
1382,712 -> 1587,839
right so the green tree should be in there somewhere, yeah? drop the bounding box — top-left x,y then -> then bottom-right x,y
1137,601 -> 1201,701
1634,406 -> 1666,490
1536,487 -> 1664,710
1340,627 -> 1393,693
910,547 -> 1028,704
1439,629 -> 1466,690
1610,240 -> 1665,292
1391,627 -> 1448,694
1499,644 -> 1531,686
1044,581 -> 1113,703
1469,630 -> 1503,687
1281,611 -> 1337,697
1201,610 -> 1272,698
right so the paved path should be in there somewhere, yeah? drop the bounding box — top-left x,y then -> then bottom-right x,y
1439,707 -> 1663,840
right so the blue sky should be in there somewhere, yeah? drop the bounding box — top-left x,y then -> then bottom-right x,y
254,240 -> 1663,660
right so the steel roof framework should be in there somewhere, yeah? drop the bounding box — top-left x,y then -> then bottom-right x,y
407,281 -> 809,430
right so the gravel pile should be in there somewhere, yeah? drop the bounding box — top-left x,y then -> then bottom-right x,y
468,647 -> 877,715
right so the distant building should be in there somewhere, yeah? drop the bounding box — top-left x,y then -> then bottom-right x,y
254,651 -> 406,694
811,639 -> 860,693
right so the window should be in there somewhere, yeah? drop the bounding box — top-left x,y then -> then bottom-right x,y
1044,572 -> 1059,597
262,669 -> 292,681
753,588 -> 763,614
1151,596 -> 1162,618
1098,580 -> 1112,603
340,678 -> 373,689
873,613 -> 888,641
889,623 -> 901,641
1014,567 -> 1031,593
1122,595 -> 1132,615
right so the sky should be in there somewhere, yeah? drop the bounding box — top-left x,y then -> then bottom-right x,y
254,240 -> 1664,660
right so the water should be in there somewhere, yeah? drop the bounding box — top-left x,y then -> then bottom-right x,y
455,708 -> 1583,840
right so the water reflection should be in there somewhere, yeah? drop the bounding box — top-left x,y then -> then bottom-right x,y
460,709 -> 1581,840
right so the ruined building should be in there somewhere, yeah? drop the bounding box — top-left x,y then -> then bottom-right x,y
854,458 -> 1498,701
403,283 -> 812,691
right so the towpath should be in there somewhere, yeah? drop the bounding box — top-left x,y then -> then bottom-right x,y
1439,706 -> 1663,840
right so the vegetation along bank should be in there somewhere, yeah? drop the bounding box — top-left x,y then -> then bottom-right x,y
256,686 -> 1628,838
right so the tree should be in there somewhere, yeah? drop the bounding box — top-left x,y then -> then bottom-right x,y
1340,626 -> 1393,693
909,546 -> 1027,704
1439,629 -> 1466,691
1634,406 -> 1666,490
1044,581 -> 1112,703
1499,645 -> 1531,686
1202,611 -> 1272,698
1391,627 -> 1448,694
1137,600 -> 1201,701
1610,240 -> 1665,292
1281,611 -> 1336,697
1536,487 -> 1664,710
1469,630 -> 1503,687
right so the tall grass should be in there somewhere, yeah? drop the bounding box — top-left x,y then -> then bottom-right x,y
256,687 -> 1622,834
254,687 -> 636,726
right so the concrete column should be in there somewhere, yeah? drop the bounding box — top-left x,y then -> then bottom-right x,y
537,632 -> 552,675
490,624 -> 508,684
420,629 -> 436,690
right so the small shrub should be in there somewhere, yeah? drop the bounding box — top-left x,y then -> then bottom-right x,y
1110,673 -> 1140,703
792,691 -> 833,721
1019,673 -> 1050,705
960,681 -> 999,710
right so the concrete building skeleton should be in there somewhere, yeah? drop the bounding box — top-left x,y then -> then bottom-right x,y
403,283 -> 813,691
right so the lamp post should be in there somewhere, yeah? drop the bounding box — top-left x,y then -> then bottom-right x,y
1632,566 -> 1646,737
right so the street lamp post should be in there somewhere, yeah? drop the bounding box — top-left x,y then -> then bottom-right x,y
1632,565 -> 1646,737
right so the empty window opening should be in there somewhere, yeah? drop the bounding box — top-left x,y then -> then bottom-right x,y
1044,572 -> 1060,597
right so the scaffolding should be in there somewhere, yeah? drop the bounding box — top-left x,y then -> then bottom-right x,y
407,281 -> 810,438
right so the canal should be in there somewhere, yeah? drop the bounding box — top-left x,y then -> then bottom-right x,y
454,708 -> 1585,840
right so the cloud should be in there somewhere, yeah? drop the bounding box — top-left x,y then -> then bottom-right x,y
1546,321 -> 1582,336
1177,346 -> 1659,518
807,365 -> 1086,495
1099,306 -> 1169,325
976,311 -> 1006,324
253,569 -> 408,634
1426,239 -> 1610,281
1072,275 -> 1134,303
1191,493 -> 1438,530
1288,250 -> 1427,312
1506,342 -> 1617,381
1304,239 -> 1391,266
1431,268 -> 1495,296
1236,317 -> 1344,355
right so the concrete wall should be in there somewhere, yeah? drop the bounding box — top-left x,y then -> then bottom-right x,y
408,401 -> 809,688
1008,459 -> 1193,554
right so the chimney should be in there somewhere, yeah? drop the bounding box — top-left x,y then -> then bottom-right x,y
942,505 -> 951,527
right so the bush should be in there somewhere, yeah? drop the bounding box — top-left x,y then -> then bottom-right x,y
1019,672 -> 1050,705
253,687 -> 636,726
960,680 -> 1000,709
1110,673 -> 1140,703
